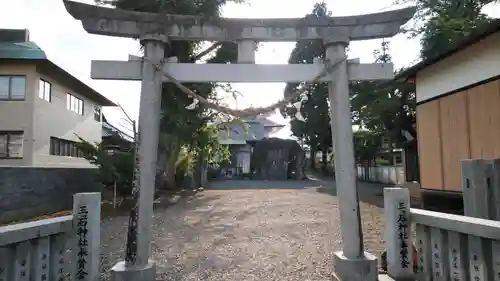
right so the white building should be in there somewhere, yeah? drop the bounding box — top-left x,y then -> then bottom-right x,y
0,29 -> 116,167
218,115 -> 285,145
217,115 -> 285,176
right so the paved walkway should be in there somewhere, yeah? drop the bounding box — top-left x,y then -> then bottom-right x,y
100,178 -> 388,281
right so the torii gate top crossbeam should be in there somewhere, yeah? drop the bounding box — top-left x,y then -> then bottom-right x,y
63,0 -> 415,41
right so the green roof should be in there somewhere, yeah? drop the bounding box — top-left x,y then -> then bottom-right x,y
0,38 -> 116,106
0,41 -> 47,60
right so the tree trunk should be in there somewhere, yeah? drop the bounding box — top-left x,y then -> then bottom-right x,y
156,133 -> 181,189
295,152 -> 305,180
321,149 -> 328,175
309,148 -> 316,170
167,149 -> 180,188
193,154 -> 206,188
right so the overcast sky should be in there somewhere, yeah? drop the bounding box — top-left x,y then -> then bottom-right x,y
1,0 -> 499,138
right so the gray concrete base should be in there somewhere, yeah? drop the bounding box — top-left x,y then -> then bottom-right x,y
334,274 -> 414,281
332,251 -> 378,281
377,274 -> 396,281
111,260 -> 156,281
378,274 -> 415,281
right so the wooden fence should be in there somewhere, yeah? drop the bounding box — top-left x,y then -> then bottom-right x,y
0,192 -> 101,281
384,159 -> 500,280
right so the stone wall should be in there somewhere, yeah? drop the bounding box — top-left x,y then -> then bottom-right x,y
0,167 -> 103,224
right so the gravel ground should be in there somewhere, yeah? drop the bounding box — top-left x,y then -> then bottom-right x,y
99,179 -> 388,281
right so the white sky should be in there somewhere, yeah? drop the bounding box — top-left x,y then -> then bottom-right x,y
1,0 -> 500,138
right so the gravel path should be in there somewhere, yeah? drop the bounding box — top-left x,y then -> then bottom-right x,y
99,179 -> 388,281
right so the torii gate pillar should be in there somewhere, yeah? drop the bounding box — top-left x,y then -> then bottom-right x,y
111,34 -> 167,281
325,37 -> 378,281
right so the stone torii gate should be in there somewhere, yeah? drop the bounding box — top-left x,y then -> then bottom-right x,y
63,1 -> 415,280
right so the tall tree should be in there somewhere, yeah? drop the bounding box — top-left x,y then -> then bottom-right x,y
350,41 -> 416,147
350,0 -> 497,149
305,83 -> 331,173
353,130 -> 383,165
396,0 -> 498,59
284,2 -> 332,173
97,0 -> 242,189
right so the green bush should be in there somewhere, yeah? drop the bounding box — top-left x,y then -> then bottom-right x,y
75,135 -> 134,195
174,147 -> 195,186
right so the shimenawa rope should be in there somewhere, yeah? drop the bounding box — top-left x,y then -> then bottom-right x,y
146,56 -> 347,117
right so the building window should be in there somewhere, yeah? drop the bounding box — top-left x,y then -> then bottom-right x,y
394,154 -> 403,165
0,131 -> 24,158
66,93 -> 83,115
0,76 -> 26,100
38,79 -> 51,102
381,136 -> 390,149
94,105 -> 101,122
50,137 -> 85,158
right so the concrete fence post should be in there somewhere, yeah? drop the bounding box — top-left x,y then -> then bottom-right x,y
461,159 -> 500,281
384,187 -> 414,279
72,192 -> 101,281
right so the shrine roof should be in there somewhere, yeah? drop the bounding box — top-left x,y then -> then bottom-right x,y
242,116 -> 285,128
218,121 -> 265,143
395,19 -> 500,81
102,115 -> 134,142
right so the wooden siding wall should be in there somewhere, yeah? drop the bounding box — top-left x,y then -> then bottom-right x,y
417,80 -> 500,192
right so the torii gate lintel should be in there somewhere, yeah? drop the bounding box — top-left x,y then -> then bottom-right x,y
63,0 -> 415,41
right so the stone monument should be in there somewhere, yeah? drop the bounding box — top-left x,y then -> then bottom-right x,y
63,1 -> 415,280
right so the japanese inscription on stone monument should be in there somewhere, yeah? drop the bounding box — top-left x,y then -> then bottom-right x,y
450,247 -> 462,281
76,205 -> 89,280
470,252 -> 484,281
433,242 -> 442,278
397,201 -> 410,268
40,250 -> 48,281
56,245 -> 66,281
417,239 -> 425,272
